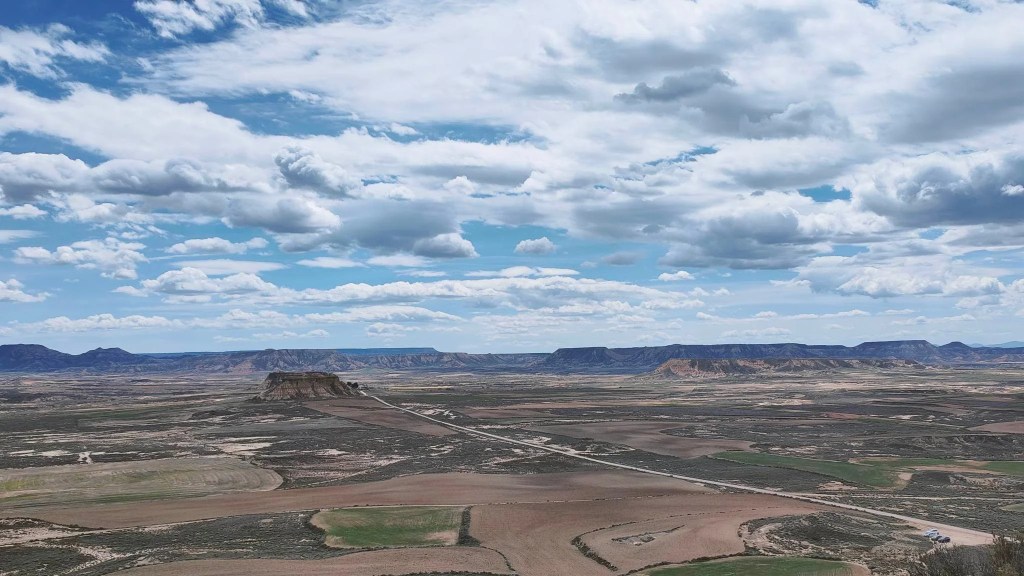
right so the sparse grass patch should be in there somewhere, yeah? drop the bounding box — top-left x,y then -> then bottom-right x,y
713,452 -> 899,488
979,461 -> 1024,476
715,452 -> 1024,491
0,478 -> 42,491
0,458 -> 281,508
310,506 -> 464,548
647,556 -> 860,576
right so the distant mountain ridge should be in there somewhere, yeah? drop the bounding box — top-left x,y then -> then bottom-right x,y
0,344 -> 544,374
969,341 -> 1024,349
540,340 -> 1024,372
647,358 -> 924,379
1,340 -> 1023,374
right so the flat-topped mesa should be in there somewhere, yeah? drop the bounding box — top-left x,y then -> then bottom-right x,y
648,358 -> 924,379
259,371 -> 358,400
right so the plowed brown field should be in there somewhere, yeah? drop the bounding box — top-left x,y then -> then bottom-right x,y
469,494 -> 823,576
112,546 -> 513,575
2,470 -> 707,529
0,458 -> 282,509
530,421 -> 752,458
306,398 -> 456,436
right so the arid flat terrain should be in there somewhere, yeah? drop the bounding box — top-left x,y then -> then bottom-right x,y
2,366 -> 1023,575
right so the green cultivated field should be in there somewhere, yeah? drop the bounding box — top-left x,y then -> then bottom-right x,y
310,506 -> 464,548
647,556 -> 859,576
715,452 -> 1024,489
859,458 -> 1024,477
713,451 -> 899,488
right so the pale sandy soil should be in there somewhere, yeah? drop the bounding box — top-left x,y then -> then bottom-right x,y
0,470 -> 708,529
0,457 -> 282,509
111,547 -> 513,575
469,494 -> 824,576
0,524 -> 86,546
305,399 -> 456,436
585,499 -> 822,573
529,421 -> 753,459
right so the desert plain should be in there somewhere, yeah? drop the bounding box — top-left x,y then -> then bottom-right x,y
2,364 -> 1023,575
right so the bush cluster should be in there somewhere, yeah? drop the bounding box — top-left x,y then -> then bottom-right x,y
910,534 -> 1024,576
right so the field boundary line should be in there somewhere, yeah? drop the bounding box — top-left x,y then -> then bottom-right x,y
364,392 -> 990,544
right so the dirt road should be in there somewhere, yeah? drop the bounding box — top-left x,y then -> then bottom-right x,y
367,393 -> 992,546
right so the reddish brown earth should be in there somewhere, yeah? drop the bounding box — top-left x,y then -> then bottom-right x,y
1,470 -> 707,529
112,547 -> 513,575
529,421 -> 753,458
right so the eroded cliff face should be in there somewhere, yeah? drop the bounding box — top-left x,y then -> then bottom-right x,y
259,372 -> 357,400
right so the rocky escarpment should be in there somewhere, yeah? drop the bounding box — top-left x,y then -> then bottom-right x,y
542,341 -> 1014,372
1,341 -> 1021,374
647,358 -> 925,379
259,372 -> 358,400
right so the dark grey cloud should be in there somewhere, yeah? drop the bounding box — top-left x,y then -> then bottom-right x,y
343,200 -> 457,253
856,153 -> 1024,227
828,61 -> 864,77
616,73 -> 848,140
886,63 -> 1024,143
738,101 -> 849,139
601,250 -> 644,266
572,197 -> 684,240
614,68 -> 735,103
581,35 -> 723,82
659,208 -> 825,269
225,196 -> 341,234
0,152 -> 86,203
272,200 -> 476,258
0,153 -> 249,202
92,158 -> 243,196
660,241 -> 820,270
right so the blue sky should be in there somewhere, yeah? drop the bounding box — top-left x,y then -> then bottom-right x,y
1,0 -> 1023,353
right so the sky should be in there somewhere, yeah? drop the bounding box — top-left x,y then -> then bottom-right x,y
0,0 -> 1023,353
